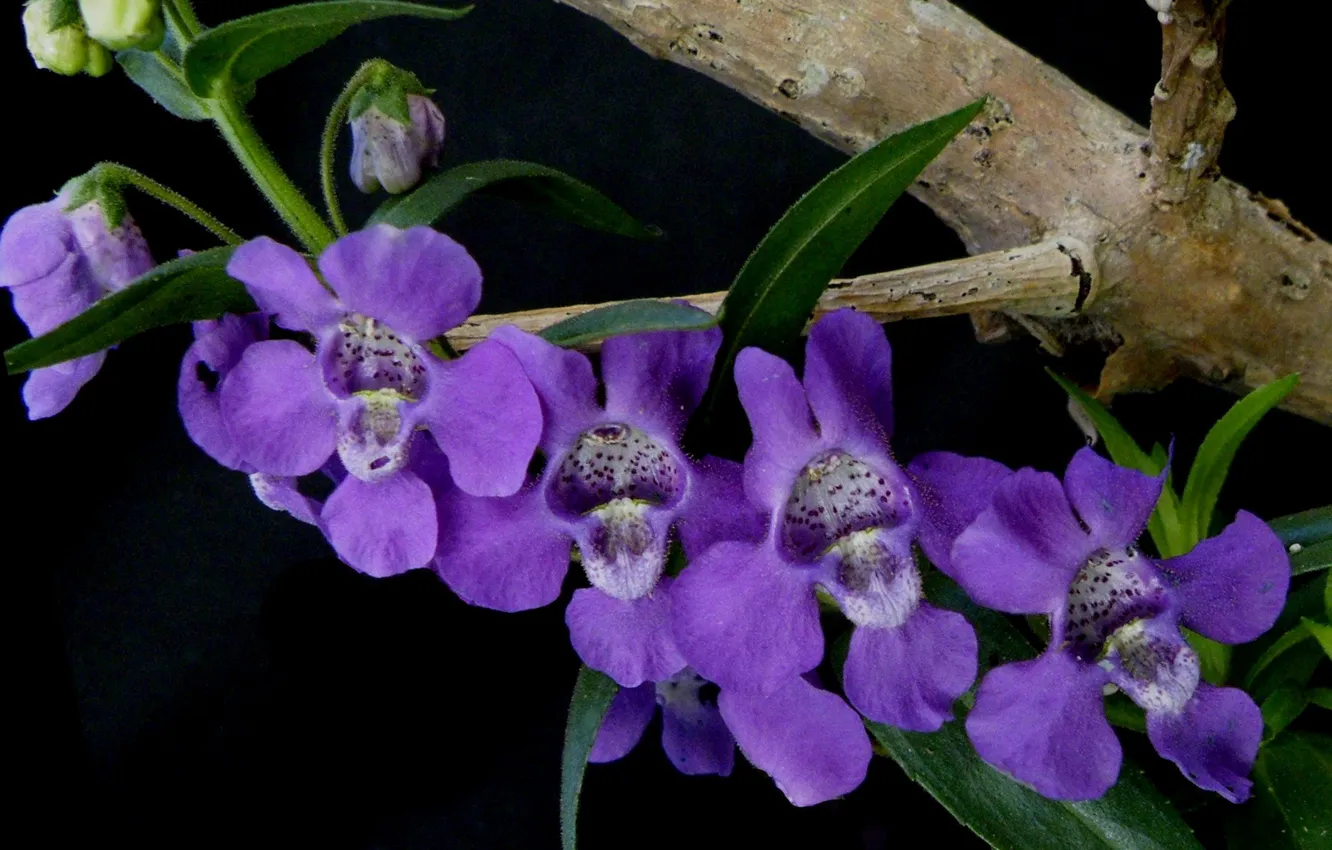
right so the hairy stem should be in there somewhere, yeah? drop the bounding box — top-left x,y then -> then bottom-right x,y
92,163 -> 243,245
321,59 -> 393,237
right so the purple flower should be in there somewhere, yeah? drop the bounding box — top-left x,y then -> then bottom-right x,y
205,225 -> 541,578
590,667 -> 735,777
911,447 -> 1289,802
433,319 -> 764,689
1,197 -> 154,419
350,94 -> 446,195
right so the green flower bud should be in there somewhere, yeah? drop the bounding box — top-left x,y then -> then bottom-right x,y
347,64 -> 446,194
79,0 -> 165,52
22,0 -> 113,77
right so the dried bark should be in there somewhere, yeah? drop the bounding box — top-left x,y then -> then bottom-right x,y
548,0 -> 1332,424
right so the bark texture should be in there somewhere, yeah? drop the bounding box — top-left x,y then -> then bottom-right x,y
553,0 -> 1332,424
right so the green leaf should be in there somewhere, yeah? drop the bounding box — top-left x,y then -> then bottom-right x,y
1046,370 -> 1188,558
367,159 -> 660,239
537,300 -> 716,349
1308,688 -> 1332,711
1187,629 -> 1233,686
183,1 -> 471,96
1300,618 -> 1332,660
1270,507 -> 1332,575
4,248 -> 250,373
1180,374 -> 1300,544
1290,540 -> 1332,576
560,665 -> 617,850
1243,623 -> 1313,689
1228,732 -> 1332,850
1261,684 -> 1309,741
117,50 -> 209,120
692,98 -> 985,433
868,721 -> 1201,850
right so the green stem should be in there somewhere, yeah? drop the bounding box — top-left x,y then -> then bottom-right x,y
209,86 -> 336,254
163,0 -> 202,38
93,163 -> 244,245
321,59 -> 392,237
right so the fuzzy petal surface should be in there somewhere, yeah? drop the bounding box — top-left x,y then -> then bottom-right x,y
178,314 -> 268,470
219,340 -> 337,476
802,309 -> 895,447
661,692 -> 734,777
1063,448 -> 1163,550
0,200 -> 70,289
601,319 -> 720,439
322,471 -> 437,577
588,684 -> 655,764
1146,684 -> 1261,803
22,353 -> 105,420
227,237 -> 339,332
908,451 -> 1013,578
566,585 -> 687,689
490,325 -> 601,451
673,456 -> 767,559
735,347 -> 820,512
8,254 -> 98,336
249,474 -> 320,526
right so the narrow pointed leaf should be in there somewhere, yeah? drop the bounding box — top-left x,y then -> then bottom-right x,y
1242,622 -> 1312,689
1227,732 -> 1332,850
1269,507 -> 1332,576
560,666 -> 617,850
537,300 -> 716,349
183,1 -> 471,96
368,159 -> 659,239
1180,374 -> 1300,543
1260,684 -> 1309,741
4,248 -> 250,373
118,50 -> 209,120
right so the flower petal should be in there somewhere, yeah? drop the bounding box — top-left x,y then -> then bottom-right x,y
178,314 -> 269,470
249,473 -> 320,526
735,347 -> 820,512
318,225 -> 481,341
719,678 -> 871,806
227,237 -> 340,332
601,318 -> 721,439
8,253 -> 99,336
966,651 -> 1120,801
219,340 -> 337,476
660,677 -> 734,776
1156,511 -> 1289,644
674,456 -> 767,560
588,684 -> 656,764
321,470 -> 437,577
802,309 -> 895,446
566,584 -> 687,688
22,353 -> 106,420
490,325 -> 601,451
433,486 -> 571,612
951,468 -> 1094,614
422,338 -> 541,497
908,451 -> 1013,578
1063,448 -> 1163,550
0,200 -> 71,289
670,541 -> 822,695
843,603 -> 978,731
1146,684 -> 1261,803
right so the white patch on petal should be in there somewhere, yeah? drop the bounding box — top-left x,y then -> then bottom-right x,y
337,392 -> 412,482
822,528 -> 921,629
1102,619 -> 1200,714
579,498 -> 666,601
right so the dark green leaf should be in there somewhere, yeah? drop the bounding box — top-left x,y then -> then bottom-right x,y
1187,629 -> 1232,687
1261,684 -> 1309,741
4,248 -> 250,373
1308,688 -> 1332,711
118,50 -> 209,120
368,159 -> 659,239
693,99 -> 985,433
537,300 -> 716,349
1180,374 -> 1300,544
560,665 -> 617,850
1243,623 -> 1313,689
183,1 -> 471,96
1227,732 -> 1332,850
1269,507 -> 1332,575
1290,540 -> 1332,576
1301,618 -> 1332,660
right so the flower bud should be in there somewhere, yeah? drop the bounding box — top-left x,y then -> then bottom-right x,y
347,65 -> 446,194
78,0 -> 165,51
22,0 -> 113,77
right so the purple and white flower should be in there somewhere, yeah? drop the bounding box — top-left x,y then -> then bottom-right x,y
205,225 -> 541,578
1,196 -> 154,419
350,94 -> 446,195
434,318 -> 764,689
590,667 -> 735,777
911,447 -> 1289,802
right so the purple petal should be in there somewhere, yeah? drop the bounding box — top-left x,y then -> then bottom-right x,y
966,652 -> 1120,801
802,309 -> 895,445
65,203 -> 154,290
1063,448 -> 1163,549
489,325 -> 601,451
321,470 -> 437,577
318,226 -> 480,341
178,314 -> 268,470
8,253 -> 99,337
908,451 -> 1013,578
227,237 -> 340,332
659,676 -> 734,776
422,338 -> 541,497
1156,511 -> 1289,644
951,468 -> 1095,614
218,340 -> 337,476
843,603 -> 978,731
670,541 -> 822,695
22,353 -> 106,420
0,200 -> 71,289
1146,684 -> 1260,803
249,473 -> 320,526
588,684 -> 656,764
601,319 -> 721,439
735,347 -> 820,512
719,678 -> 871,806
674,455 -> 767,560
433,486 -> 571,612
566,584 -> 687,688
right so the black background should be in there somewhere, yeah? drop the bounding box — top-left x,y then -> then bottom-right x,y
6,1 -> 1330,847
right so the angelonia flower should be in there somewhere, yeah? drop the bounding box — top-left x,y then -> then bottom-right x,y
22,0 -> 113,77
434,317 -> 765,689
0,194 -> 154,418
670,309 -> 977,806
78,0 -> 164,52
348,65 -> 446,195
911,447 -> 1290,801
198,225 -> 541,577
590,667 -> 735,777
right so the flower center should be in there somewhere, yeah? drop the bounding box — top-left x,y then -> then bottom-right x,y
826,529 -> 922,628
1100,619 -> 1200,714
781,451 -> 911,560
329,314 -> 427,398
579,499 -> 666,600
337,392 -> 412,482
1062,545 -> 1167,659
655,667 -> 719,714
